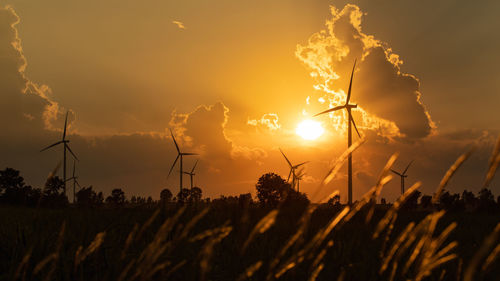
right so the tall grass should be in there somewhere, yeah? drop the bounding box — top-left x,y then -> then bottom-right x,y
1,137 -> 500,281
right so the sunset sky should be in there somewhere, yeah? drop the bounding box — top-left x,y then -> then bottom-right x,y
1,0 -> 499,202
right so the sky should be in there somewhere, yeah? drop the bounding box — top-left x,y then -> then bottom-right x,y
0,0 -> 499,202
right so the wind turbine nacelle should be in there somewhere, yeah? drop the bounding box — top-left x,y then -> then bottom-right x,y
345,104 -> 357,109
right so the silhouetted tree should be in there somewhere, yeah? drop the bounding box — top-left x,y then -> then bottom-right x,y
438,191 -> 461,211
189,187 -> 202,203
177,189 -> 191,203
328,194 -> 341,206
256,173 -> 291,207
41,176 -> 68,207
402,190 -> 421,210
160,188 -> 173,204
478,188 -> 496,211
420,195 -> 433,209
0,168 -> 24,191
462,190 -> 477,210
238,193 -> 253,207
76,186 -> 102,207
106,188 -> 126,206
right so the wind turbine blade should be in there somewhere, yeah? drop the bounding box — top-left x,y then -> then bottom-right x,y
65,144 -> 79,161
294,161 -> 309,168
345,59 -> 357,105
75,180 -> 81,188
279,148 -> 293,167
349,111 -> 361,138
181,153 -> 199,156
403,160 -> 414,175
63,111 -> 69,140
313,105 -> 346,117
169,128 -> 180,153
72,160 -> 76,177
287,169 -> 292,182
65,177 -> 75,182
167,155 -> 180,178
390,169 -> 402,176
191,160 -> 198,173
40,141 -> 64,152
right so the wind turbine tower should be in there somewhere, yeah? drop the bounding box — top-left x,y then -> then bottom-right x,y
314,60 -> 361,205
41,111 -> 78,195
168,129 -> 198,193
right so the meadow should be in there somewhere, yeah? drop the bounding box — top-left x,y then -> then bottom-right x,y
1,199 -> 500,281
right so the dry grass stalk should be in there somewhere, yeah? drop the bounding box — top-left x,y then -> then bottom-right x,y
74,231 -> 106,271
236,260 -> 263,281
432,151 -> 472,204
373,182 -> 421,239
464,222 -> 500,281
241,209 -> 279,254
484,136 -> 500,187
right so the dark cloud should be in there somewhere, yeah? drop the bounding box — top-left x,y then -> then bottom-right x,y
0,6 -> 63,136
296,4 -> 434,140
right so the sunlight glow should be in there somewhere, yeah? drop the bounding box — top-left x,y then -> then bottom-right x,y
296,120 -> 324,140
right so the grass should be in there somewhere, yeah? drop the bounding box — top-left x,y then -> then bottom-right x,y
0,137 -> 499,281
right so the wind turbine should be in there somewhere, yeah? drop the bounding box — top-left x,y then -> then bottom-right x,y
391,160 -> 414,195
41,111 -> 78,195
314,60 -> 361,205
183,160 -> 198,189
66,160 -> 81,203
294,167 -> 306,193
279,148 -> 308,192
167,129 -> 198,193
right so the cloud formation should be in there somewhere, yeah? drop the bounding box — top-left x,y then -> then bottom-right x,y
172,20 -> 186,30
0,6 -> 62,136
296,4 -> 434,140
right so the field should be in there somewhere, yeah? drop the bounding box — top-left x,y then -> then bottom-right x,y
1,202 -> 499,281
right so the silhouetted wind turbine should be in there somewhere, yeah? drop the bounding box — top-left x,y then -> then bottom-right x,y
314,60 -> 361,205
391,160 -> 414,195
279,148 -> 308,192
294,167 -> 306,193
168,129 -> 198,193
66,160 -> 81,203
183,160 -> 198,189
41,111 -> 78,195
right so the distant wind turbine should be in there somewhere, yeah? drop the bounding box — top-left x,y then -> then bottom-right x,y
294,167 -> 306,193
41,111 -> 78,195
279,148 -> 308,192
66,160 -> 81,203
168,129 -> 198,193
391,160 -> 414,195
183,160 -> 199,189
314,60 -> 361,205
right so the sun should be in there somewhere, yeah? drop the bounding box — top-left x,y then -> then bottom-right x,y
296,120 -> 325,140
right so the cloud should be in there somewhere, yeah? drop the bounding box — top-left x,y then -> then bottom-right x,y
247,113 -> 281,131
172,20 -> 186,30
296,4 -> 435,140
0,6 -> 64,136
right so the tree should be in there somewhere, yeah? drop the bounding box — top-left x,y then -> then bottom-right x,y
328,194 -> 341,206
76,186 -> 102,207
478,188 -> 496,211
0,168 -> 25,191
256,173 -> 291,206
462,190 -> 477,210
177,189 -> 191,203
189,187 -> 202,202
420,195 -> 432,209
160,188 -> 173,204
41,176 -> 68,207
402,190 -> 421,210
106,188 -> 126,206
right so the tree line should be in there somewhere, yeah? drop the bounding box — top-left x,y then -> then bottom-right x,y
1,167 -> 499,211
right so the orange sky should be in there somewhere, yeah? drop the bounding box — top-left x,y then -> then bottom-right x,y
0,1 -> 499,202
